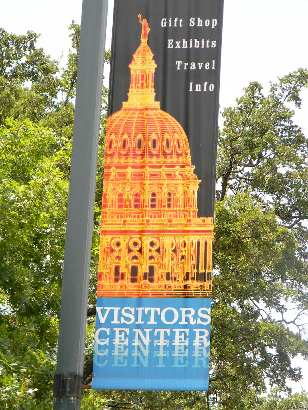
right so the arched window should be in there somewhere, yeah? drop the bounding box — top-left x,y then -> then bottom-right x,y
149,134 -> 159,152
107,135 -> 116,153
114,265 -> 120,282
196,240 -> 201,273
140,73 -> 146,88
163,134 -> 172,153
133,192 -> 141,209
117,193 -> 125,209
148,265 -> 155,283
150,192 -> 157,208
175,137 -> 182,153
167,192 -> 172,208
120,134 -> 129,152
136,136 -> 143,149
130,266 -> 138,283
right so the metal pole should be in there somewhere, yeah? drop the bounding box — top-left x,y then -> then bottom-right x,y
53,1 -> 108,408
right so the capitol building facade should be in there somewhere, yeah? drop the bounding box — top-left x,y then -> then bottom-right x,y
97,16 -> 213,298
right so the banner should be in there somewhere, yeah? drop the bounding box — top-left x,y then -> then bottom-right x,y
93,0 -> 224,391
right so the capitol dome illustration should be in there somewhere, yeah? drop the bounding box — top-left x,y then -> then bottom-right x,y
97,15 -> 213,298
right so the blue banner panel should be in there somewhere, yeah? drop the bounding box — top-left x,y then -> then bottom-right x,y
92,298 -> 212,391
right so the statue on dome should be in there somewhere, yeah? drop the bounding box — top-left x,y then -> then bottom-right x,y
138,14 -> 150,43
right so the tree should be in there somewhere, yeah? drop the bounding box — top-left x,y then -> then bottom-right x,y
0,29 -> 72,409
0,26 -> 307,409
209,70 -> 308,408
0,29 -> 60,124
217,71 -> 308,228
0,118 -> 68,407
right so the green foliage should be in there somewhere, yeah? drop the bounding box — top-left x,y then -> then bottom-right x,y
0,119 -> 68,408
0,29 -> 57,84
61,22 -> 110,106
217,70 -> 308,228
211,194 -> 307,408
0,29 -> 60,124
211,70 -> 308,408
258,391 -> 308,410
61,23 -> 80,105
0,25 -> 307,409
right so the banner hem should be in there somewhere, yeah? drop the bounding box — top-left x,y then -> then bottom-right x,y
92,378 -> 209,391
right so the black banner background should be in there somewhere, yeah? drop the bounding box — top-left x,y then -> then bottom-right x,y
108,0 -> 224,217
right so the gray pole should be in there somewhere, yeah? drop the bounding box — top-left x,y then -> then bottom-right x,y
53,1 -> 108,409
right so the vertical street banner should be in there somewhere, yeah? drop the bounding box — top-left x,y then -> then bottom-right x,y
93,0 -> 224,391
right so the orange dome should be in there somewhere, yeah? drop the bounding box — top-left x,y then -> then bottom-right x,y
105,108 -> 192,167
105,14 -> 192,169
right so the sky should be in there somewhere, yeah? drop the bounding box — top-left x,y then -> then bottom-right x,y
0,0 -> 307,393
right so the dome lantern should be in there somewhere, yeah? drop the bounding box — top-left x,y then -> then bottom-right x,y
123,15 -> 159,109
